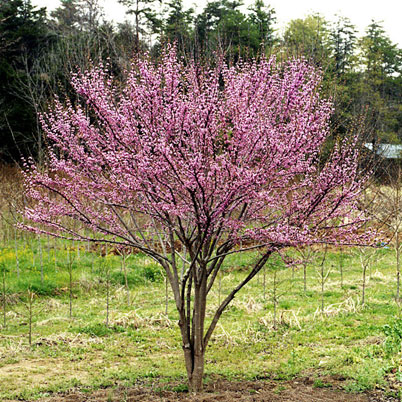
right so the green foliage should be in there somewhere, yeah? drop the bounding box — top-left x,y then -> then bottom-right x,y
282,13 -> 331,65
19,277 -> 58,296
382,319 -> 402,356
118,0 -> 162,47
313,379 -> 332,388
77,322 -> 114,337
247,0 -> 276,48
110,261 -> 164,286
360,20 -> 402,78
76,323 -> 126,337
163,0 -> 276,61
170,383 -> 188,392
344,359 -> 386,392
329,15 -> 357,76
161,0 -> 194,51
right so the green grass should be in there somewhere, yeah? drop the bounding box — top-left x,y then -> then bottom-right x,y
0,238 -> 402,400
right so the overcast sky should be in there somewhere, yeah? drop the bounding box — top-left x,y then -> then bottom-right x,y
31,0 -> 402,47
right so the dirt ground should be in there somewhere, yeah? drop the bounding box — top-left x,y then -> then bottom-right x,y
37,379 -> 399,402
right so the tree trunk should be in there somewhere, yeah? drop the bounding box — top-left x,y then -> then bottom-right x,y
179,268 -> 207,393
263,265 -> 266,302
68,253 -> 73,319
2,269 -> 6,329
106,267 -> 110,327
122,254 -> 130,306
321,263 -> 325,315
14,229 -> 19,279
190,271 -> 207,392
28,291 -> 33,347
189,354 -> 205,392
396,231 -> 400,301
39,236 -> 43,283
135,0 -> 140,52
165,275 -> 169,315
362,264 -> 366,305
339,249 -> 343,289
181,340 -> 205,391
273,270 -> 277,330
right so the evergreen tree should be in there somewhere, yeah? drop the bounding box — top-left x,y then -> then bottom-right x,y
247,0 -> 276,50
0,0 -> 52,162
330,15 -> 357,76
50,0 -> 82,33
326,16 -> 358,137
282,13 -> 331,66
357,21 -> 402,143
118,0 -> 162,51
360,20 -> 401,80
195,0 -> 262,61
161,0 -> 194,52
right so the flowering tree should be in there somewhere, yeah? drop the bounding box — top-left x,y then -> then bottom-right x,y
23,47 -> 367,392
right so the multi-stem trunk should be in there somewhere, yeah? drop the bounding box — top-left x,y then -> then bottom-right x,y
172,249 -> 272,393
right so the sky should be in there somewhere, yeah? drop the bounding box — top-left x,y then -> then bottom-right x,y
31,0 -> 402,48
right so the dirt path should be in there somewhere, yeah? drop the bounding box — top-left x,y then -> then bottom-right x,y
39,379 -> 398,402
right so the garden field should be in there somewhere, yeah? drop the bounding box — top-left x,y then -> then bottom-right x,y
0,239 -> 401,401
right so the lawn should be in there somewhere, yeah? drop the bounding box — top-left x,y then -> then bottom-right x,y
0,238 -> 401,400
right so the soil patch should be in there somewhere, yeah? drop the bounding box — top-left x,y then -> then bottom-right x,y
39,379 -> 398,402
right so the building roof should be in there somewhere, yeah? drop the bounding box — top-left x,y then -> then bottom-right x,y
364,143 -> 402,159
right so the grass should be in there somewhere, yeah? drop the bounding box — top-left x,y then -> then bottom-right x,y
0,237 -> 402,400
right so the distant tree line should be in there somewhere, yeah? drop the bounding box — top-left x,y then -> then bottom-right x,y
0,0 -> 402,163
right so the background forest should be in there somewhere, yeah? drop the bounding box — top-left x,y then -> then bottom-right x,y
0,0 -> 402,163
